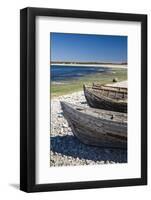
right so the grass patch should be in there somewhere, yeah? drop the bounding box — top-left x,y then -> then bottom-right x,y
51,68 -> 127,97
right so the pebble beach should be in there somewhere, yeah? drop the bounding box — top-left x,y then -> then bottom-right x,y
50,86 -> 127,167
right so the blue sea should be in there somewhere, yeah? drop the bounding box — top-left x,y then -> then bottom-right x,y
51,65 -> 110,82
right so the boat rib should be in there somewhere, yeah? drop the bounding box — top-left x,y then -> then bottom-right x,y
92,83 -> 127,93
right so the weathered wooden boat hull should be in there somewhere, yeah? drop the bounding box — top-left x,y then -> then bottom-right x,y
92,83 -> 128,93
83,85 -> 127,113
61,101 -> 127,149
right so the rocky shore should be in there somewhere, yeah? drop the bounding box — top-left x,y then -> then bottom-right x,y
50,91 -> 127,167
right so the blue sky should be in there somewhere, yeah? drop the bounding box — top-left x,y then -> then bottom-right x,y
50,33 -> 127,63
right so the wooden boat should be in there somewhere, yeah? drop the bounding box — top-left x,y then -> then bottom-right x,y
83,84 -> 127,113
61,101 -> 127,149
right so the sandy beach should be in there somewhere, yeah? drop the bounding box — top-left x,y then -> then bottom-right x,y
50,84 -> 127,167
107,80 -> 127,88
51,63 -> 127,69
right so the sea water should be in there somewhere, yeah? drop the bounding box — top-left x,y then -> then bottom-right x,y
51,65 -> 110,82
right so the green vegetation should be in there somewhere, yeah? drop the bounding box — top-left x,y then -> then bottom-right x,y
51,68 -> 127,97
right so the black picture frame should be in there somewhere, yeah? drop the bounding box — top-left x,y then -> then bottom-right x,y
20,7 -> 147,192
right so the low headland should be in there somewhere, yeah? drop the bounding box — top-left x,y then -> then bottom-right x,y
51,61 -> 127,68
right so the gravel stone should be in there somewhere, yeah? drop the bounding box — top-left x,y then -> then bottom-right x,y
50,91 -> 127,167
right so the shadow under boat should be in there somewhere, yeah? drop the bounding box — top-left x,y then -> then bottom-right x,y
50,135 -> 127,163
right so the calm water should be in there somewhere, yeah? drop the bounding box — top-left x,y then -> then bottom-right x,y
51,65 -> 110,82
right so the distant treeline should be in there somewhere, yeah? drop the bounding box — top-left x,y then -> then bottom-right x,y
51,61 -> 127,65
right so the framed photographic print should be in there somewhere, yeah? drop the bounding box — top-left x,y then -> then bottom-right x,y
20,7 -> 147,192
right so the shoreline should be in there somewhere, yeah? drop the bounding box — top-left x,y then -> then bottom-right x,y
51,68 -> 128,97
51,63 -> 127,69
51,80 -> 128,99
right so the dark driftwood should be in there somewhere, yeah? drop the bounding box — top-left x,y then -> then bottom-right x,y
61,101 -> 127,149
83,84 -> 127,113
